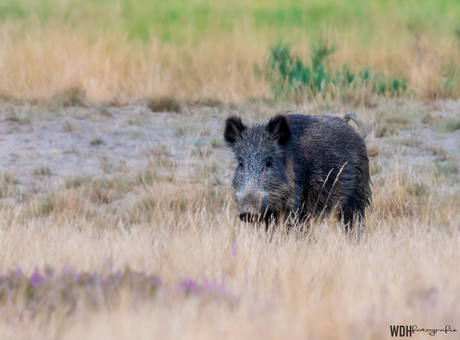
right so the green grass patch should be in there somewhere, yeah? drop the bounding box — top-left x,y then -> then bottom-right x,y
435,119 -> 460,133
435,160 -> 459,178
129,130 -> 144,140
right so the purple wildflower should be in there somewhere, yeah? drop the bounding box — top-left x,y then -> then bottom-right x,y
179,278 -> 199,294
14,267 -> 22,278
219,275 -> 227,294
203,275 -> 227,295
203,277 -> 217,292
63,264 -> 77,276
30,267 -> 45,288
150,276 -> 162,286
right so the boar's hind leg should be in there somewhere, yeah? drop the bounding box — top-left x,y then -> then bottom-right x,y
338,188 -> 366,232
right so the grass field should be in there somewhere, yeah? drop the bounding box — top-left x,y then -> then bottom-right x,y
1,0 -> 460,103
1,1 -> 460,339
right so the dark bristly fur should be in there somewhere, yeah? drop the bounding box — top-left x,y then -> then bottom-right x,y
224,113 -> 371,231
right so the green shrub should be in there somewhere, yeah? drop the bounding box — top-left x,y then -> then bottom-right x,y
265,41 -> 407,102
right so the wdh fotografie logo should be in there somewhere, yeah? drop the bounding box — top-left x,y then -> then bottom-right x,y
390,325 -> 457,337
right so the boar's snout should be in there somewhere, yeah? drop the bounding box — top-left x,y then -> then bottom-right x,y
237,190 -> 265,223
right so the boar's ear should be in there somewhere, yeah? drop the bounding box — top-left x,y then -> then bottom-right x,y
224,115 -> 246,147
267,115 -> 290,147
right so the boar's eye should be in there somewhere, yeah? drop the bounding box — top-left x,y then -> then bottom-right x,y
265,160 -> 272,168
238,161 -> 244,169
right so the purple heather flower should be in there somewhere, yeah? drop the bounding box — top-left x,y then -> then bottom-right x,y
202,275 -> 228,295
203,277 -> 217,292
14,267 -> 22,278
150,277 -> 161,286
179,278 -> 199,294
63,264 -> 77,276
62,264 -> 70,275
231,243 -> 237,256
219,275 -> 228,294
30,267 -> 45,288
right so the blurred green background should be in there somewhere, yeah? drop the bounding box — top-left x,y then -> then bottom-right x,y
2,0 -> 459,43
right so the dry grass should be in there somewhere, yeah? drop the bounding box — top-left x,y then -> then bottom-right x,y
1,21 -> 460,105
0,24 -> 268,104
0,152 -> 459,339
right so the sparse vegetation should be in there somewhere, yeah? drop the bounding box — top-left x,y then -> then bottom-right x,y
393,134 -> 420,148
50,87 -> 87,108
435,160 -> 459,178
435,119 -> 460,133
136,170 -> 156,186
149,143 -> 172,157
0,172 -> 18,197
147,98 -> 181,113
33,165 -> 52,177
127,114 -> 148,126
172,123 -> 196,137
189,98 -> 223,108
129,129 -> 144,140
86,177 -> 131,204
373,111 -> 414,137
422,114 -> 460,133
90,136 -> 105,146
424,144 -> 448,161
211,139 -> 223,149
99,107 -> 113,117
63,120 -> 80,132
